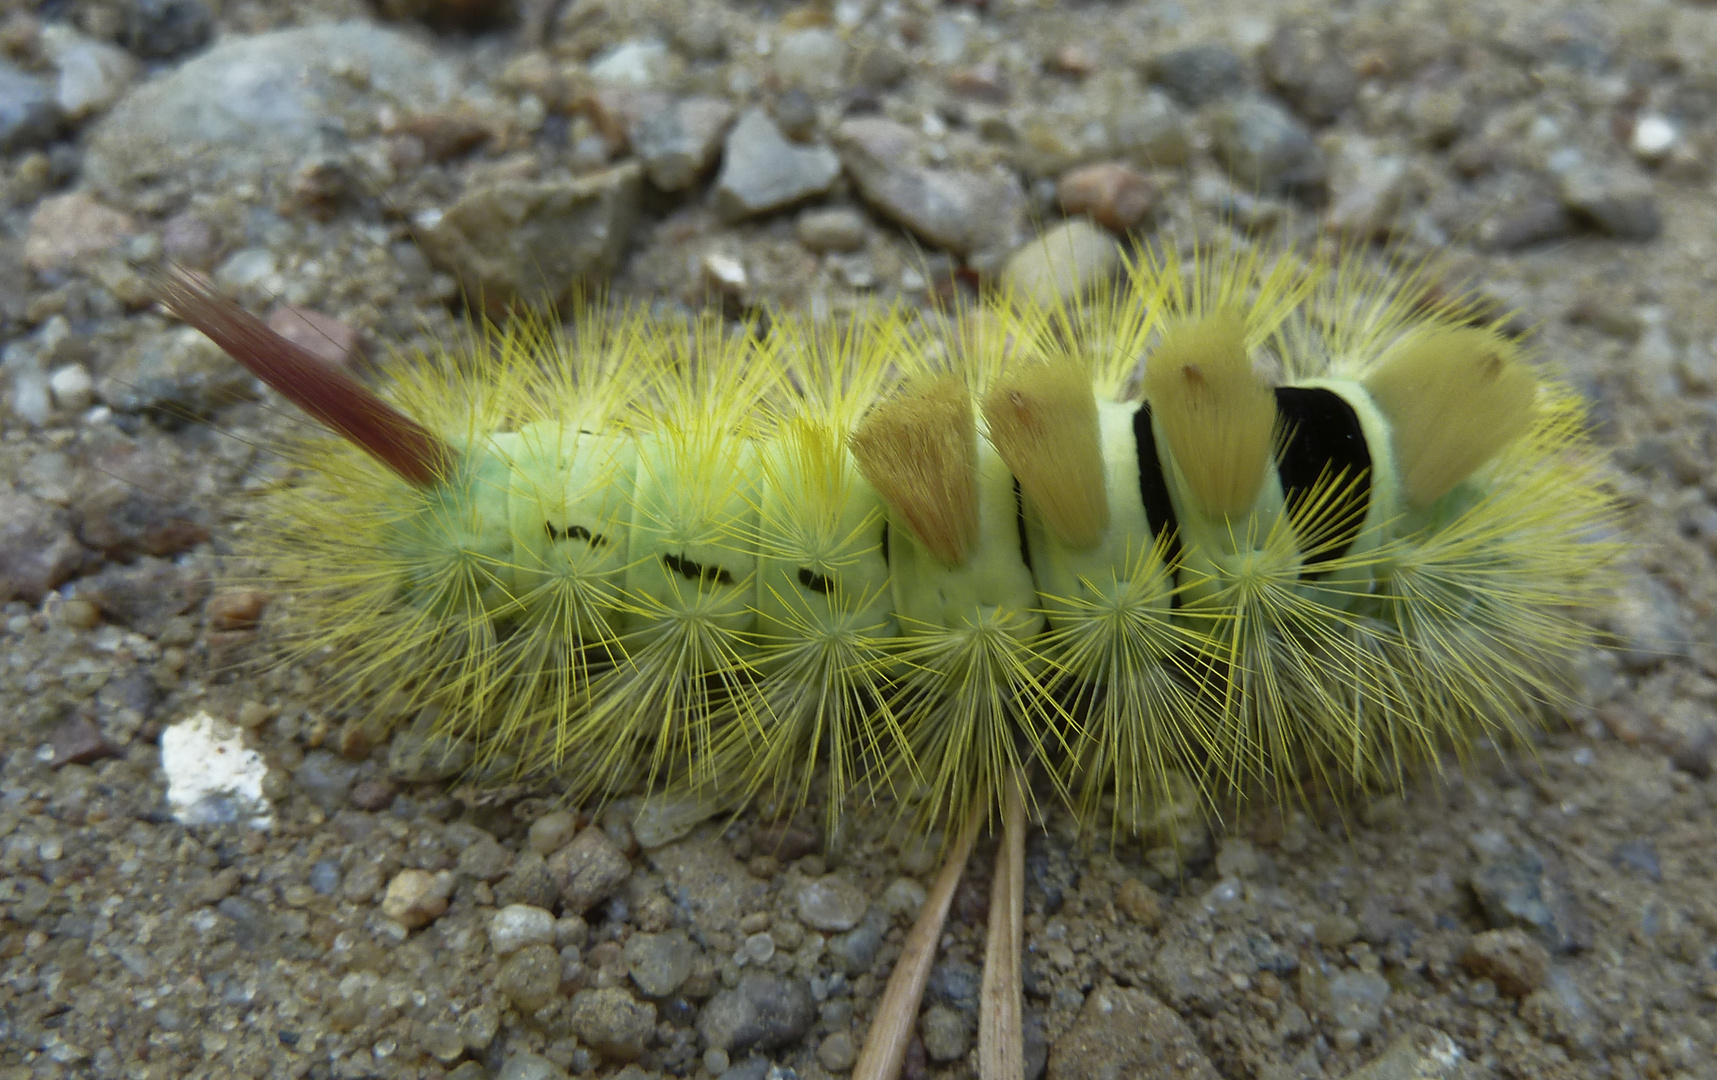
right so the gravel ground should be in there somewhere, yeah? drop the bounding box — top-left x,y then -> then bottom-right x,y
3,1 -> 1717,1079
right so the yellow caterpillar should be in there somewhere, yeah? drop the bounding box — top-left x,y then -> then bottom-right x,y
159,236 -> 1617,846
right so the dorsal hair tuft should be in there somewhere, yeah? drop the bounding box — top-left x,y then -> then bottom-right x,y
1363,325 -> 1538,509
1142,309 -> 1277,519
982,361 -> 1108,550
849,374 -> 978,567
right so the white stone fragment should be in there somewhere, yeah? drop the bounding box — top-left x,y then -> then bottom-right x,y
160,711 -> 273,829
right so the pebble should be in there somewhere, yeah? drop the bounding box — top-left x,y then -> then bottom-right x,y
387,708 -> 475,782
47,716 -> 117,767
1461,928 -> 1550,997
0,490 -> 81,603
1046,985 -> 1219,1080
1107,89 -> 1192,167
1210,95 -> 1326,197
1025,830 -> 1080,916
1000,219 -> 1120,307
714,109 -> 841,220
1342,1030 -> 1467,1080
294,750 -> 361,810
920,1004 -> 970,1063
263,306 -> 361,369
1057,162 -> 1157,232
1260,21 -> 1357,123
1478,195 -> 1575,252
491,904 -> 557,957
122,0 -> 216,60
880,876 -> 927,920
1558,164 -> 1661,241
529,810 -> 581,855
498,943 -> 563,1012
1609,839 -> 1662,882
775,29 -> 846,94
1630,114 -> 1679,162
569,987 -> 656,1060
696,970 -> 816,1053
546,826 -> 633,914
632,793 -> 722,849
836,116 -> 1028,260
497,1049 -> 570,1080
589,39 -> 673,91
1148,43 -> 1243,107
381,868 -> 454,929
0,62 -> 59,153
41,25 -> 137,120
1327,970 -> 1391,1038
348,778 -> 396,812
826,907 -> 888,974
205,590 -> 268,631
927,959 -> 980,1012
1113,877 -> 1163,929
817,1030 -> 857,1072
417,162 -> 643,309
86,22 -> 463,197
77,557 -> 209,635
631,96 -> 734,191
624,929 -> 697,997
309,860 -> 342,895
797,874 -> 869,931
1325,135 -> 1411,237
24,192 -> 138,274
797,206 -> 869,253
1468,836 -> 1591,954
496,851 -> 562,910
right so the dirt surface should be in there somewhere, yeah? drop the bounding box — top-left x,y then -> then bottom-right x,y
2,2 -> 1716,1080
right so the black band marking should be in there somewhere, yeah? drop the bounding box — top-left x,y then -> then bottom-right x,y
545,522 -> 609,547
1131,403 -> 1182,565
1013,478 -> 1034,573
1273,386 -> 1371,566
661,552 -> 734,586
797,567 -> 834,595
879,521 -> 890,567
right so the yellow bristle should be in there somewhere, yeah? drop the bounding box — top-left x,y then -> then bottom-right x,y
849,374 -> 978,567
1363,326 -> 1537,509
982,362 -> 1109,550
1142,310 -> 1277,519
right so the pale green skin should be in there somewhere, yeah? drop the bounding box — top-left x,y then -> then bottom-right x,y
388,378 -> 1413,653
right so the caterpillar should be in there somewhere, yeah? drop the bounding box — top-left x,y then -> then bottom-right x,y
160,237 -> 1617,847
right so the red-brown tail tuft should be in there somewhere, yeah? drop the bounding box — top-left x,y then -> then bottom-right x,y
154,268 -> 454,488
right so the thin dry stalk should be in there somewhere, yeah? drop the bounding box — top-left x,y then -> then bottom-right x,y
979,770 -> 1026,1080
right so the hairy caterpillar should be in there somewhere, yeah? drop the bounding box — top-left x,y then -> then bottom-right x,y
161,239 -> 1616,842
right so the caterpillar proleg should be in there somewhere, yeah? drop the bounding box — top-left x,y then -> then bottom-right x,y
159,237 -> 1617,845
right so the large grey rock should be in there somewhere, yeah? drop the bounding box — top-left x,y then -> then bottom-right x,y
1047,985 -> 1219,1080
715,109 -> 840,219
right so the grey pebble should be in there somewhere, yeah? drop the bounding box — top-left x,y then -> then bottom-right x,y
1461,928 -> 1551,997
1559,164 -> 1662,241
796,874 -> 869,931
122,0 -> 216,60
1000,219 -> 1120,307
1341,1030 -> 1468,1080
715,109 -> 841,220
1046,985 -> 1219,1080
456,834 -> 514,883
826,906 -> 888,974
0,490 -> 81,604
697,969 -> 816,1053
293,750 -> 360,811
528,810 -> 581,855
98,327 -> 255,420
1327,970 -> 1391,1036
818,1029 -> 857,1072
491,904 -> 557,957
1025,830 -> 1080,917
632,96 -> 735,192
1210,95 -> 1326,197
1478,195 -> 1576,252
497,942 -> 562,1012
1610,839 -> 1662,881
547,825 -> 633,914
569,986 -> 657,1061
927,957 -> 980,1013
0,62 -> 60,154
1108,90 -> 1192,168
625,928 -> 698,997
796,206 -> 868,253
1148,43 -> 1243,107
1468,835 -> 1592,954
495,850 -> 561,911
75,557 -> 208,637
920,1003 -> 970,1063
417,162 -> 643,308
308,860 -> 341,895
497,1051 -> 572,1080
1260,21 -> 1358,123
835,116 -> 1028,260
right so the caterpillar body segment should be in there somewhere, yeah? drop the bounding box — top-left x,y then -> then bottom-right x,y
161,241 -> 1618,838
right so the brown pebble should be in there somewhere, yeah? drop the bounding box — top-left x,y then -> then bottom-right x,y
48,716 -> 118,767
382,868 -> 454,929
547,826 -> 633,914
1058,162 -> 1158,232
1048,42 -> 1098,77
1461,928 -> 1551,997
24,192 -> 138,273
349,778 -> 397,811
206,590 -> 270,632
1114,877 -> 1163,929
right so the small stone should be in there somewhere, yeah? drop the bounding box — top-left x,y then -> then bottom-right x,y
122,0 -> 216,60
1609,839 -> 1662,882
1210,95 -> 1325,197
1325,135 -> 1411,238
57,598 -> 101,630
797,875 -> 869,931
589,39 -> 672,91
1461,928 -> 1551,997
47,363 -> 94,412
1558,165 -> 1661,241
826,908 -> 888,974
1148,43 -> 1243,107
76,558 -> 208,636
625,929 -> 697,997
818,1030 -> 857,1072
295,750 -> 360,810
835,117 -> 1028,259
24,193 -> 138,274
42,25 -> 137,120
1343,1030 -> 1466,1080
569,987 -> 656,1060
771,88 -> 819,141
497,1050 -> 570,1080
855,42 -> 910,89
419,163 -> 642,310
1260,21 -> 1357,123
348,778 -> 396,811
775,28 -> 846,94
1107,90 -> 1191,167
1477,196 -> 1575,252
0,490 -> 81,603
206,591 -> 269,631
454,835 -> 511,883
529,810 -> 581,855
387,708 -> 474,782
1631,114 -> 1679,162
48,716 -> 118,767
547,826 -> 633,914
632,793 -> 721,849
0,62 -> 59,152
264,307 -> 361,368
920,1004 -> 969,1063
881,877 -> 927,921
797,207 -> 869,253
1328,970 -> 1391,1036
498,943 -> 564,1012
1315,913 -> 1359,947
1468,838 -> 1592,954
631,96 -> 734,191
495,851 -> 560,910
927,959 -> 981,1013
1057,162 -> 1157,232
1000,219 -> 1120,307
715,109 -> 841,220
696,970 -> 816,1053
382,868 -> 454,929
1047,985 -> 1219,1080
491,904 -> 557,957
1114,878 -> 1162,929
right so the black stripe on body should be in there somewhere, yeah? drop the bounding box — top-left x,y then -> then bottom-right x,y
545,522 -> 609,547
661,552 -> 734,585
797,567 -> 834,594
1131,403 -> 1183,564
1273,386 -> 1371,566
